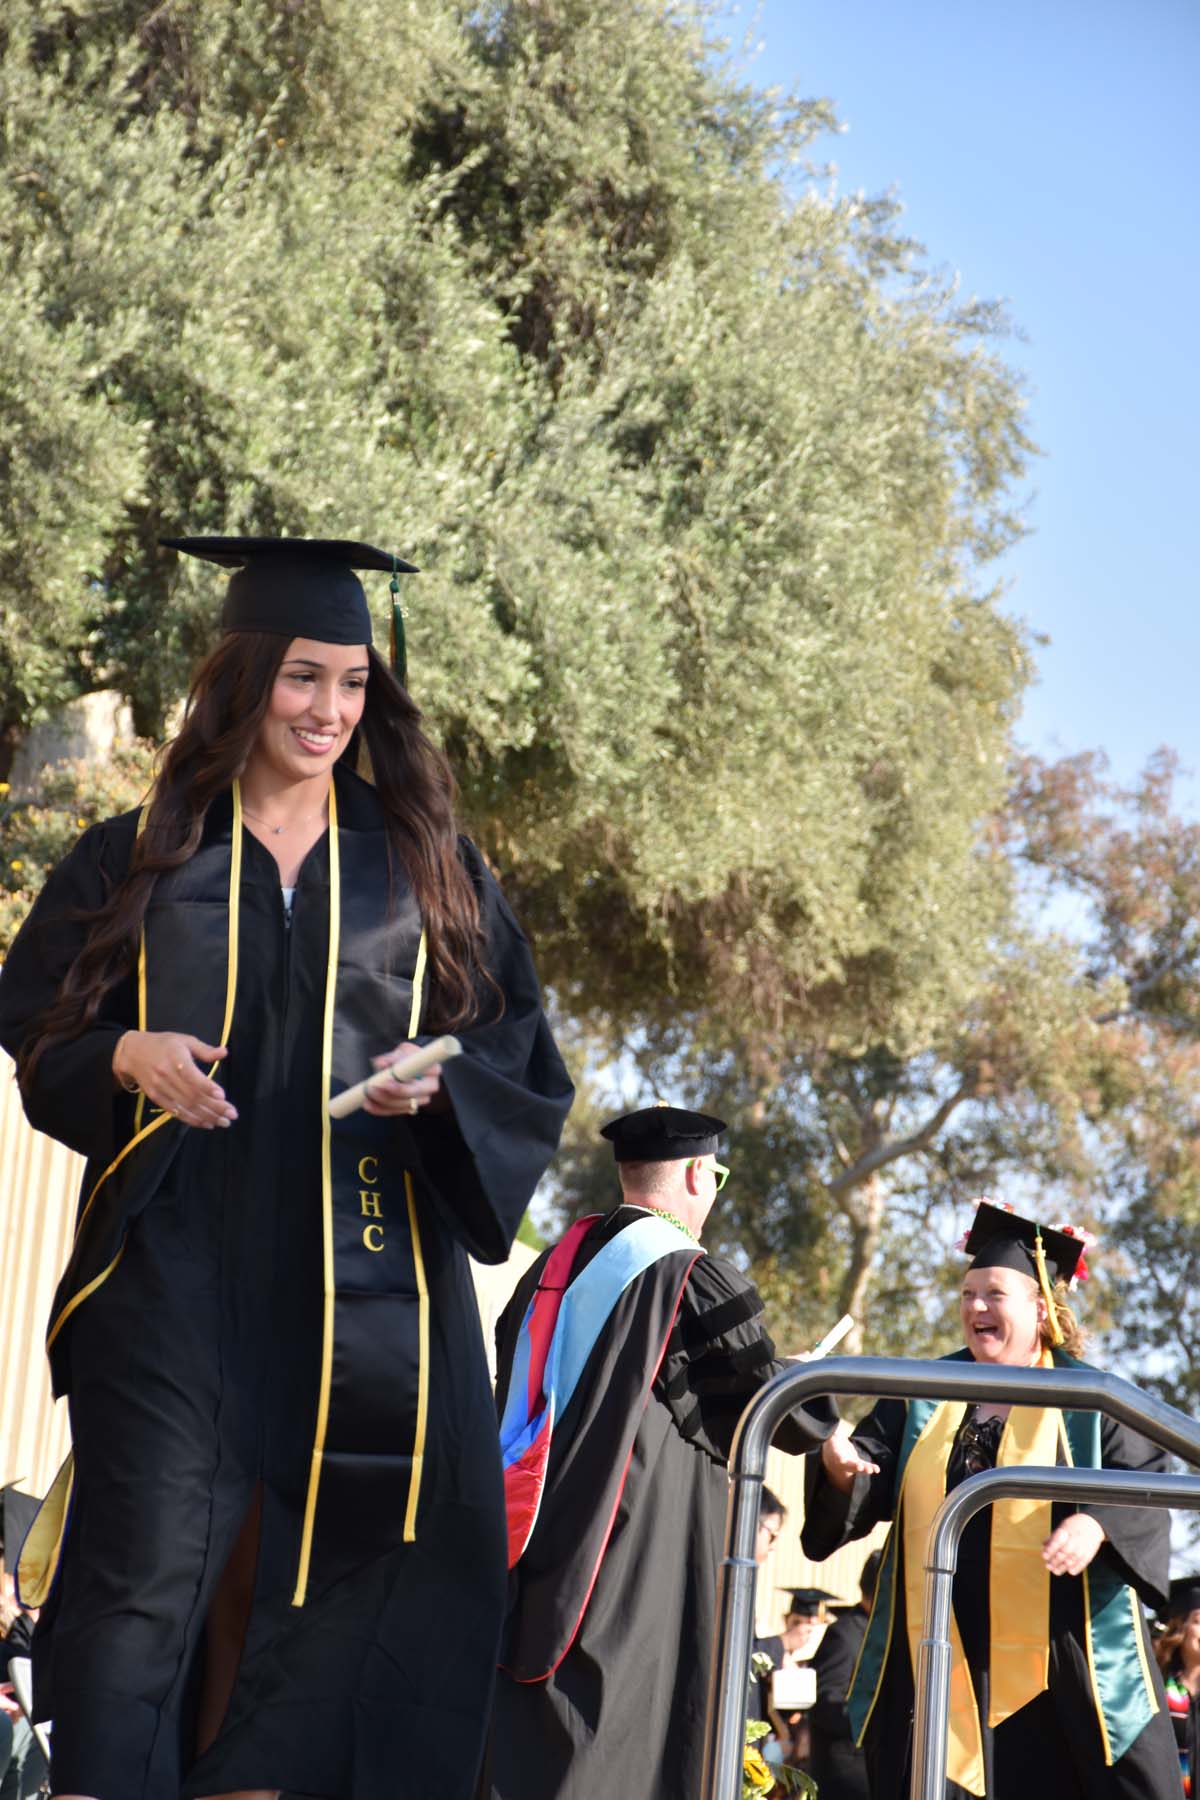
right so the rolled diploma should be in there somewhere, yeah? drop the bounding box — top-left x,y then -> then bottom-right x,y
806,1313 -> 855,1360
327,1034 -> 462,1119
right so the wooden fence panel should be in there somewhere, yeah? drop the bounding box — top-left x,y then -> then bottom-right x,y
0,1052 -> 79,1497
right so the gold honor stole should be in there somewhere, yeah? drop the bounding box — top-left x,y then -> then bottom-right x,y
900,1358 -> 1060,1796
22,778 -> 430,1611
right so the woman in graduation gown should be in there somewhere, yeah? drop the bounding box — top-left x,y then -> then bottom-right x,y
0,536 -> 573,1800
801,1201 -> 1180,1800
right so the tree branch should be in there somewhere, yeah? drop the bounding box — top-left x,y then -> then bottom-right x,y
825,1081 -> 974,1198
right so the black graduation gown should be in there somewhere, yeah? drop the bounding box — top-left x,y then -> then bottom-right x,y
801,1384 -> 1181,1800
809,1606 -> 871,1800
0,767 -> 573,1800
750,1633 -> 784,1735
484,1205 -> 836,1800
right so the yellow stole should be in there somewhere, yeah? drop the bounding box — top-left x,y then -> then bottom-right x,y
902,1352 -> 1061,1796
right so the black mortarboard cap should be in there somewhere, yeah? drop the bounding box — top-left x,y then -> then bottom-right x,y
0,1484 -> 40,1560
779,1586 -> 851,1618
161,537 -> 418,658
963,1201 -> 1087,1287
600,1105 -> 726,1163
1161,1574 -> 1200,1622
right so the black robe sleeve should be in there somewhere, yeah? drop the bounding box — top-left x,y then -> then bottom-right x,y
801,1397 -> 907,1561
657,1254 -> 837,1462
1084,1412 -> 1172,1609
404,840 -> 573,1263
0,817 -> 139,1165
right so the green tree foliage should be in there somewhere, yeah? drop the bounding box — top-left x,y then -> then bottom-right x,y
2,4 -> 1031,1030
548,752 -> 1200,1393
1009,751 -> 1200,1412
0,743 -> 155,946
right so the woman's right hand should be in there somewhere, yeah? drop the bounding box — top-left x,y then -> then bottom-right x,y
112,1031 -> 238,1129
819,1420 -> 881,1493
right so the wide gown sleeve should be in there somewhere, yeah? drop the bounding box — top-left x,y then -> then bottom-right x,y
801,1397 -> 907,1561
656,1254 -> 838,1463
1087,1412 -> 1172,1609
406,841 -> 574,1263
0,819 -> 138,1164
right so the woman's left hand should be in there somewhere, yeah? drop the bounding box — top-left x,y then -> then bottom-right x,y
363,1041 -> 445,1118
1042,1511 -> 1106,1576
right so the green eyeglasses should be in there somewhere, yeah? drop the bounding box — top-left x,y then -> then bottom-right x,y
692,1157 -> 730,1192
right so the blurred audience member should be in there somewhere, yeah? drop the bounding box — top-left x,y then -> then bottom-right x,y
1155,1575 -> 1200,1798
1,1484 -> 47,1800
808,1550 -> 883,1800
757,1586 -> 850,1772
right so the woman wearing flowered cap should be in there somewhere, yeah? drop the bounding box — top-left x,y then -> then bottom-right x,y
801,1200 -> 1180,1799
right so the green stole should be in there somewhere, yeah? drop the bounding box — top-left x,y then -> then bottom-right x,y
25,776 -> 431,1609
845,1350 -> 1159,1785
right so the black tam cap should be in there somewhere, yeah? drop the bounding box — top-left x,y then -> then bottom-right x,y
963,1201 -> 1088,1287
0,1484 -> 40,1560
779,1586 -> 850,1619
600,1105 -> 726,1163
161,536 -> 418,652
1161,1574 -> 1200,1623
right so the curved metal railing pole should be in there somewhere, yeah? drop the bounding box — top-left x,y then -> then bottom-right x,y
912,1525 -> 957,1800
700,1356 -> 1200,1800
910,1464 -> 1200,1800
699,1467 -> 763,1800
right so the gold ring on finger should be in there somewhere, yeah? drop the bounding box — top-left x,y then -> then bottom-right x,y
408,1098 -> 418,1114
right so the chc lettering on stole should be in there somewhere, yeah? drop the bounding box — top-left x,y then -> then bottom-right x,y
359,1154 -> 385,1252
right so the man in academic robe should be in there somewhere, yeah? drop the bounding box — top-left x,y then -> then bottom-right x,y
483,1105 -> 837,1800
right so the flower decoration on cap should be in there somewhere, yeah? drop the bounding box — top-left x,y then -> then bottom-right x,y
1051,1222 -> 1097,1285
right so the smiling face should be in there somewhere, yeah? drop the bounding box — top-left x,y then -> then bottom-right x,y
246,638 -> 369,788
960,1264 -> 1046,1366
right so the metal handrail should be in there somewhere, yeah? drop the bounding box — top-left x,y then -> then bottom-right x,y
699,1355 -> 1200,1800
912,1463 -> 1200,1800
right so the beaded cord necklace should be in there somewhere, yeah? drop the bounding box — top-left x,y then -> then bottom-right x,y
644,1205 -> 700,1245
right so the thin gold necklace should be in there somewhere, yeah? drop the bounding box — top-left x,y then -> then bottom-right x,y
242,801 -> 328,837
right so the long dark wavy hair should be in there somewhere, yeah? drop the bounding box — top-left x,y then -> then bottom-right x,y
21,632 -> 490,1083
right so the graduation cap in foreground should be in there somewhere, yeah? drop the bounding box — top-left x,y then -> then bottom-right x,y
161,536 -> 419,679
779,1586 -> 853,1621
600,1105 -> 726,1163
1160,1574 -> 1200,1623
962,1200 -> 1089,1288
961,1199 -> 1092,1350
0,1484 -> 40,1562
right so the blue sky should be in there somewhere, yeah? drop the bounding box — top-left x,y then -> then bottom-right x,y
716,0 -> 1199,808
